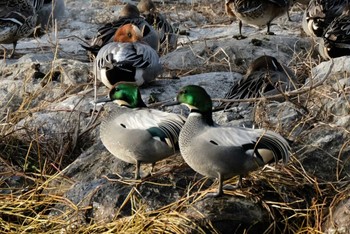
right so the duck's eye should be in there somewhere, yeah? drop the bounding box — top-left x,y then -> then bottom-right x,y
127,32 -> 132,38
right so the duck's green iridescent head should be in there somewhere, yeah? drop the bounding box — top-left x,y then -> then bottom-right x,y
109,82 -> 146,108
177,85 -> 212,113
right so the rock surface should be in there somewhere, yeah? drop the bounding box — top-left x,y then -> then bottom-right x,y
0,0 -> 349,233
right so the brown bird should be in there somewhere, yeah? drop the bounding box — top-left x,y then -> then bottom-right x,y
82,3 -> 159,56
218,55 -> 297,110
0,0 -> 43,58
225,0 -> 290,39
94,23 -> 162,88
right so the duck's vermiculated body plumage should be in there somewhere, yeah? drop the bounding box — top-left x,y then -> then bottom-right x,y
94,23 -> 162,88
101,107 -> 185,166
179,114 -> 289,178
99,82 -> 185,179
177,85 -> 290,196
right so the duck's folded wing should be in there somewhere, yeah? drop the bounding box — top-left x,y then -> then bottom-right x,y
134,42 -> 160,67
234,0 -> 263,13
119,43 -> 152,68
112,109 -> 184,129
198,126 -> 290,163
224,74 -> 263,101
112,109 -> 185,147
198,127 -> 260,147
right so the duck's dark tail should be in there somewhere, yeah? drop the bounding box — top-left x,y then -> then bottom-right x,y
255,129 -> 290,165
80,44 -> 101,56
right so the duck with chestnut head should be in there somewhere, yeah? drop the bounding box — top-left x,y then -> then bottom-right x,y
95,23 -> 162,88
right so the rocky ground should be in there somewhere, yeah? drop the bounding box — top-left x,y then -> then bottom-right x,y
0,0 -> 349,233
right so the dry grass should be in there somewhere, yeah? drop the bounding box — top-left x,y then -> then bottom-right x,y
1,142 -> 349,233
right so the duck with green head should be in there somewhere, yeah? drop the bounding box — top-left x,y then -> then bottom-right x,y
99,82 -> 185,179
177,85 -> 290,197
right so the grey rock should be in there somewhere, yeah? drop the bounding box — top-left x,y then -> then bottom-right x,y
144,72 -> 240,101
49,141 -> 193,224
185,196 -> 270,233
297,125 -> 350,181
310,56 -> 350,85
324,196 -> 350,234
162,34 -> 312,74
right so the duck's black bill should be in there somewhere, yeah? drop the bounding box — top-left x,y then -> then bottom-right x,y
93,96 -> 112,105
161,100 -> 180,107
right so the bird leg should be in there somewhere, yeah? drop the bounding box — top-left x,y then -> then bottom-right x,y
150,162 -> 156,173
235,175 -> 243,188
205,173 -> 224,198
135,161 -> 141,180
287,10 -> 292,21
222,175 -> 243,190
205,175 -> 245,198
233,20 -> 247,40
266,23 -> 275,35
9,41 -> 17,58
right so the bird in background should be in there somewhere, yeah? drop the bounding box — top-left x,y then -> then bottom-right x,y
82,3 -> 159,56
302,0 -> 349,38
94,23 -> 162,88
225,0 -> 290,39
317,7 -> 350,60
137,0 -> 178,54
0,0 -> 44,58
99,82 -> 186,179
218,55 -> 297,110
176,85 -> 290,197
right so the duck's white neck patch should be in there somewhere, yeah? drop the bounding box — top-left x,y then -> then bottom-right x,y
188,112 -> 202,117
114,100 -> 130,106
182,103 -> 198,111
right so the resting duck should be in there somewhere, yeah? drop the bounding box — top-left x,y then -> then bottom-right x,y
94,23 -> 162,88
82,3 -> 159,56
99,82 -> 185,179
219,55 -> 297,110
177,85 -> 290,197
